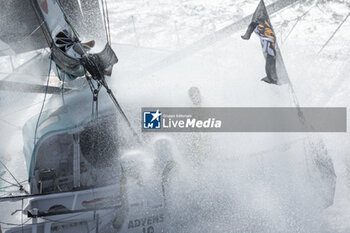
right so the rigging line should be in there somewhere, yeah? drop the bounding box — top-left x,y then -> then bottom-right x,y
61,71 -> 66,105
318,12 -> 350,54
28,0 -> 50,47
86,76 -> 97,118
105,0 -> 112,45
0,184 -> 17,189
282,18 -> 300,44
101,0 -> 110,44
0,176 -> 18,187
20,21 -> 45,44
33,57 -> 52,145
100,79 -> 142,143
0,180 -> 29,190
64,15 -> 80,38
0,160 -> 20,186
315,1 -> 326,15
282,3 -> 315,44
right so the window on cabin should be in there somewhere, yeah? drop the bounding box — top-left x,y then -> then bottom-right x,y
34,114 -> 119,194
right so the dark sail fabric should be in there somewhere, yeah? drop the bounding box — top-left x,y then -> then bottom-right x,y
0,0 -> 106,55
242,0 -> 289,85
59,0 -> 107,45
51,45 -> 86,78
51,42 -> 118,79
93,43 -> 118,71
0,0 -> 48,54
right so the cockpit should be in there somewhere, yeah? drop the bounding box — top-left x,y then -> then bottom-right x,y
30,114 -> 120,195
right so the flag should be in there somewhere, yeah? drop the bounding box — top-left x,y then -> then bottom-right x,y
242,0 -> 289,85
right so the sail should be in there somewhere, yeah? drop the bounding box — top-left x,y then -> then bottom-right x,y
0,0 -> 48,54
59,0 -> 107,45
0,0 -> 107,55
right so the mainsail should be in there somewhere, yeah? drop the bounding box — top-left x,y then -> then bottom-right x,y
58,0 -> 107,45
0,1 -> 47,54
0,0 -> 108,55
